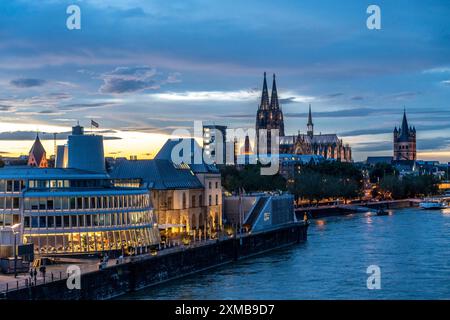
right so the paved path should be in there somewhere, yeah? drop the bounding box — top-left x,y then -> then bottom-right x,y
0,237 -> 226,294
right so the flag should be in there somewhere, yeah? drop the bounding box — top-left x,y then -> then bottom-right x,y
91,119 -> 99,128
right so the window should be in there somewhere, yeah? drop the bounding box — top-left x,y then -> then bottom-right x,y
6,180 -> 13,192
24,216 -> 30,228
215,194 -> 219,205
199,195 -> 203,206
13,180 -> 20,192
63,216 -> 70,228
182,193 -> 186,209
55,216 -> 62,228
215,181 -> 218,189
208,195 -> 212,206
13,197 -> 19,209
192,195 -> 196,207
208,182 -> 212,189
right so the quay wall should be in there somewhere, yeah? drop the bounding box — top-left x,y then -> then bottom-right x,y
3,223 -> 307,300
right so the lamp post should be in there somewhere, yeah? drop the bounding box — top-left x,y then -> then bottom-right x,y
11,223 -> 21,278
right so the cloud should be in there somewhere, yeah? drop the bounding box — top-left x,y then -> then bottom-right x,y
10,78 -> 46,88
150,89 -> 313,103
98,66 -> 180,94
0,105 -> 13,111
59,102 -> 115,111
441,80 -> 450,86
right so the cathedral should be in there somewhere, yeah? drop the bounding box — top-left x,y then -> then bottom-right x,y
393,110 -> 416,161
255,73 -> 352,162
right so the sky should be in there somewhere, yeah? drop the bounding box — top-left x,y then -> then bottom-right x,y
0,0 -> 449,162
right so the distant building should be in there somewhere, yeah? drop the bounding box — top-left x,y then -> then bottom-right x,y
255,73 -> 285,154
393,110 -> 416,161
203,124 -> 235,165
255,73 -> 352,161
27,134 -> 48,168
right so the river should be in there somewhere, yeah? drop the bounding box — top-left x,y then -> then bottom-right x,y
123,207 -> 450,299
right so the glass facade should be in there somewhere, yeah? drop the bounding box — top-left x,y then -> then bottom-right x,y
0,177 -> 160,255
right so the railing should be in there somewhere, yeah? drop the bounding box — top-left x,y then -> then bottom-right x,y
0,270 -> 71,295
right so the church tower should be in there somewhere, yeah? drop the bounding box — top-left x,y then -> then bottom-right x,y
28,133 -> 48,168
307,104 -> 314,137
255,72 -> 285,154
393,109 -> 416,161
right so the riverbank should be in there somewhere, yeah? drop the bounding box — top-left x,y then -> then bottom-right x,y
295,199 -> 419,219
1,221 -> 308,300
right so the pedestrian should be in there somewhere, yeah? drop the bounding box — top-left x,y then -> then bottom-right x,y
33,268 -> 37,283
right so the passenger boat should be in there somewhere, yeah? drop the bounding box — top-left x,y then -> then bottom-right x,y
419,198 -> 448,210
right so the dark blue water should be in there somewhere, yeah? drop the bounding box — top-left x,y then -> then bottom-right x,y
124,208 -> 450,299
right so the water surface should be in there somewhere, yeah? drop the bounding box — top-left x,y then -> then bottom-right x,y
124,208 -> 450,299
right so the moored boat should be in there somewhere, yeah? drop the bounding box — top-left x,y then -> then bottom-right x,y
419,198 -> 448,210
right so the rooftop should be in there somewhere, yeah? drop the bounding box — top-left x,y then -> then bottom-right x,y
110,159 -> 204,190
0,166 -> 109,179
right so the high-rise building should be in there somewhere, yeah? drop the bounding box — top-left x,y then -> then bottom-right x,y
393,110 -> 416,161
203,124 -> 229,165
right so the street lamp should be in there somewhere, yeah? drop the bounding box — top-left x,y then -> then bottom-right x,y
11,223 -> 21,278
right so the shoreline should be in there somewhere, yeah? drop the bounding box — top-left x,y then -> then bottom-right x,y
2,222 -> 308,300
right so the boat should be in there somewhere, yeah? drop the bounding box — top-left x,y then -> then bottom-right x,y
419,198 -> 448,210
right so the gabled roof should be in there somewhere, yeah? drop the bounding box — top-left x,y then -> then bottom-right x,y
109,159 -> 204,190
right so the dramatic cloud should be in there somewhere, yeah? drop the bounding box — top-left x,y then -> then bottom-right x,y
99,66 -> 180,94
10,78 -> 46,88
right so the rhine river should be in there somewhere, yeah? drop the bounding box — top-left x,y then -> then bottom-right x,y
124,208 -> 450,299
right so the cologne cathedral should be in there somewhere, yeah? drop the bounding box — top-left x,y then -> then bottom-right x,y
255,73 -> 352,162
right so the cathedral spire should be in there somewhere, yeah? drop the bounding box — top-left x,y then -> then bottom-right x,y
270,73 -> 279,109
259,72 -> 270,110
307,104 -> 314,137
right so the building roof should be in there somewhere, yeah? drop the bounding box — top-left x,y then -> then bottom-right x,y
0,166 -> 109,179
155,138 -> 219,174
109,159 -> 204,190
281,134 -> 341,145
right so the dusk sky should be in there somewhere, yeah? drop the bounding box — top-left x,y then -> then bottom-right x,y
0,0 -> 450,161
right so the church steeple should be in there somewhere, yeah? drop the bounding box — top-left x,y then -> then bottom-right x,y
307,104 -> 314,137
401,108 -> 409,137
270,73 -> 279,110
28,133 -> 48,168
259,72 -> 270,110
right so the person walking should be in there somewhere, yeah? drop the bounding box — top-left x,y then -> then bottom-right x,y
33,268 -> 37,284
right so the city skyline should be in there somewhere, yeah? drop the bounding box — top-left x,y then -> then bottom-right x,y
1,1 -> 450,162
